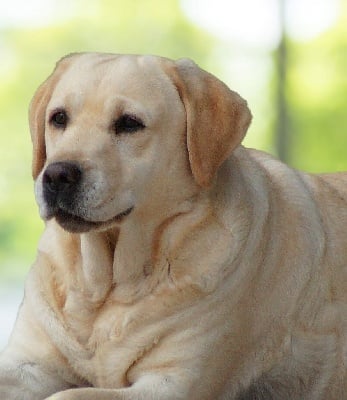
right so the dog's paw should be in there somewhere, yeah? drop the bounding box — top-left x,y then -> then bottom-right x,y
45,391 -> 70,400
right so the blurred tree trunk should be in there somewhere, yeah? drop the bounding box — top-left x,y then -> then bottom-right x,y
275,0 -> 290,163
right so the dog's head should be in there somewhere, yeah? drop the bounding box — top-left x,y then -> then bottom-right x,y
30,53 -> 251,233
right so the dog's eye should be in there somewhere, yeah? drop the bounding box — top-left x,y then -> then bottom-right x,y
114,114 -> 145,135
50,110 -> 68,129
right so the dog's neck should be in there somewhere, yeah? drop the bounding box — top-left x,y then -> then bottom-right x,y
107,197 -> 203,304
77,150 -> 255,306
62,191 -> 203,307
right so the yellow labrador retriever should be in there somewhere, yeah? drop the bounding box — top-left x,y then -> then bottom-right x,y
0,53 -> 346,400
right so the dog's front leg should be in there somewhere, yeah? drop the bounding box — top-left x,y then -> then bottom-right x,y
0,354 -> 72,400
0,295 -> 83,400
46,373 -> 190,400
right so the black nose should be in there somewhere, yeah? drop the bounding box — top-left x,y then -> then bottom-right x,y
43,162 -> 82,196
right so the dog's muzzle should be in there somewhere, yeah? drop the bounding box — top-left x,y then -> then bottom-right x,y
43,161 -> 82,210
40,161 -> 133,233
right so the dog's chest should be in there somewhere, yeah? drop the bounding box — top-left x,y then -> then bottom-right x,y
59,280 -> 172,388
57,298 -> 138,387
89,304 -> 146,387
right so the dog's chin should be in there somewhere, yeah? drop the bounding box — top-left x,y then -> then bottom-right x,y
49,207 -> 134,233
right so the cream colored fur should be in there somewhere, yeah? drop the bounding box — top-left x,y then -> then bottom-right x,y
0,53 -> 346,400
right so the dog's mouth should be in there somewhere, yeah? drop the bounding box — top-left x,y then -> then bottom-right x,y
53,207 -> 134,233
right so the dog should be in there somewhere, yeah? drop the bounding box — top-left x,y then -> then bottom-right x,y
0,53 -> 346,400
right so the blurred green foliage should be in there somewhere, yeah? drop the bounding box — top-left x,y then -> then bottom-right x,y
286,2 -> 347,171
0,0 -> 346,279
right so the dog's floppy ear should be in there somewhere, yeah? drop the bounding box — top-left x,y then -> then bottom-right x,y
165,59 -> 252,188
29,54 -> 77,179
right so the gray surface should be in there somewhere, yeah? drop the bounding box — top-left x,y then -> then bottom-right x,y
0,284 -> 24,351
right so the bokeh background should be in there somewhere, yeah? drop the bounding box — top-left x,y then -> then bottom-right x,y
0,0 -> 346,347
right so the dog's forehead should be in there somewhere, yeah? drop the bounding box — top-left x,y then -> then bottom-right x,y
53,53 -> 174,101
